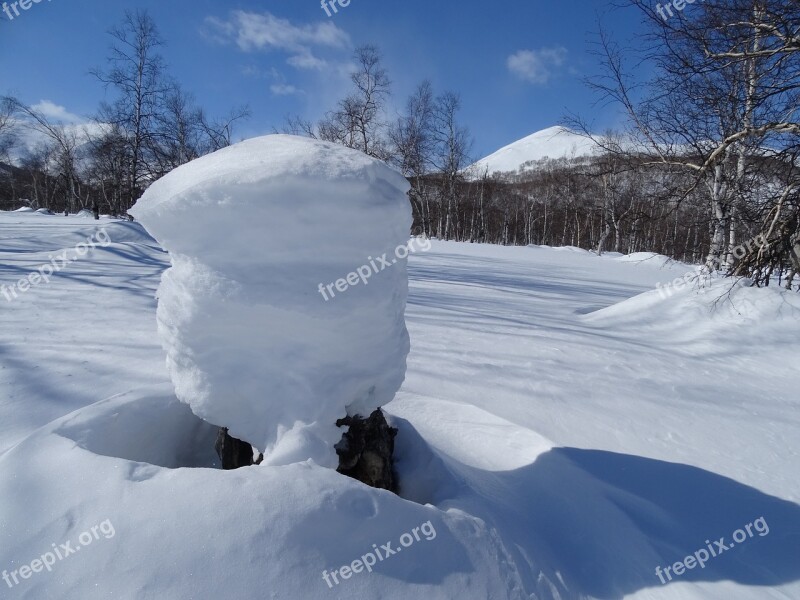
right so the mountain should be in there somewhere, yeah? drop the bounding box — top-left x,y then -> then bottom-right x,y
471,126 -> 603,176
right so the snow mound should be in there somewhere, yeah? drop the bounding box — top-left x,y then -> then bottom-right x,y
75,209 -> 95,218
130,135 -> 412,466
0,388 -> 524,599
98,220 -> 159,245
583,277 -> 800,353
13,206 -> 34,212
615,251 -> 673,265
35,208 -> 54,215
0,217 -> 156,255
551,245 -> 591,254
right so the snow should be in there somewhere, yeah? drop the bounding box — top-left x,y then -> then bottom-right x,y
1,213 -> 798,599
615,251 -> 675,265
129,135 -> 413,466
471,126 -> 603,176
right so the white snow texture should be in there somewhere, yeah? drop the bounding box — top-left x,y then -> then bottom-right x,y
130,135 -> 412,465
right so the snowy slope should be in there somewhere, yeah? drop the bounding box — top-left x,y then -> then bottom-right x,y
0,213 -> 168,453
1,213 -> 799,599
471,126 -> 603,176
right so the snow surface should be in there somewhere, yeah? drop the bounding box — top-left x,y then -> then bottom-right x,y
129,135 -> 412,466
1,212 -> 799,599
471,126 -> 603,176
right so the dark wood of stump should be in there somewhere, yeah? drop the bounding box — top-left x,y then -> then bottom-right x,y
335,409 -> 398,493
214,427 -> 256,470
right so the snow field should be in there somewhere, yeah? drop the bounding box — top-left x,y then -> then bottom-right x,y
0,211 -> 798,599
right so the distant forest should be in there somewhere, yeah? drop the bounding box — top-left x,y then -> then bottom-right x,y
1,1 -> 798,287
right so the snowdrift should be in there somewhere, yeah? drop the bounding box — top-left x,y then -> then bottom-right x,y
582,276 -> 800,354
614,251 -> 674,265
0,387 -> 527,600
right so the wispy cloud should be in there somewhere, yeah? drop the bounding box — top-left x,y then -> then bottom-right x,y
287,50 -> 327,71
30,100 -> 84,124
507,47 -> 568,85
270,83 -> 302,96
6,100 -> 107,165
204,11 -> 350,71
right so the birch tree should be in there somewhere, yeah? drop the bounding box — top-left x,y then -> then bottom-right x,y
583,0 -> 799,281
91,9 -> 169,209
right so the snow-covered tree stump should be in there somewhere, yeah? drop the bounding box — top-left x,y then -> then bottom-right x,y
335,409 -> 398,492
130,135 -> 412,478
214,427 -> 256,470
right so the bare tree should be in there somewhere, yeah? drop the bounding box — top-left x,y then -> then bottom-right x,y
7,98 -> 83,212
431,91 -> 473,239
86,125 -> 129,216
390,80 -> 436,234
149,85 -> 203,175
279,114 -> 318,138
198,104 -> 251,152
91,9 -> 169,209
578,0 -> 799,284
318,45 -> 392,159
0,96 -> 17,163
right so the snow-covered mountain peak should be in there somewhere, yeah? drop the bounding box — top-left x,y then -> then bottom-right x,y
471,126 -> 603,176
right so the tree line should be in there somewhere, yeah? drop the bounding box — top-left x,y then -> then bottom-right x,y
0,10 -> 249,216
281,0 -> 798,287
1,2 -> 798,287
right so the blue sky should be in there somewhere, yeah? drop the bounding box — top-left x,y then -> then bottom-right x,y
0,0 -> 645,159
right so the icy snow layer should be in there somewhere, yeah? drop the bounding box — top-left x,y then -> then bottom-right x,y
1,214 -> 799,599
129,135 -> 412,465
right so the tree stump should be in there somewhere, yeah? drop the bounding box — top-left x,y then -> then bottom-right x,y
214,427 -> 256,470
335,409 -> 398,492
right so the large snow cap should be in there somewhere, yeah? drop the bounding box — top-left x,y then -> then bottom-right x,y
130,135 -> 412,466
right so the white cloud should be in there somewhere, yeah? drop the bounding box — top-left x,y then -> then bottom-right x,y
30,100 -> 84,124
287,49 -> 327,71
7,102 -> 107,165
507,47 -> 568,85
205,11 -> 350,71
270,84 -> 302,96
